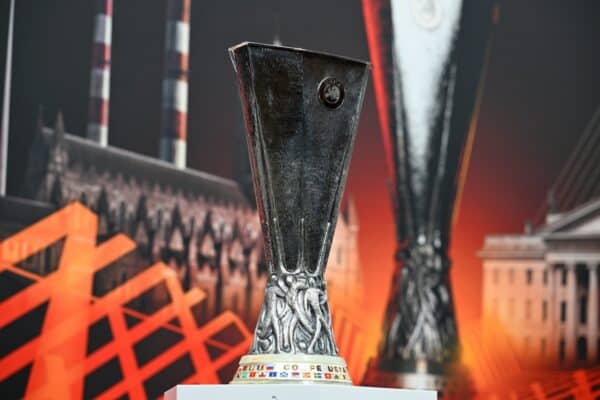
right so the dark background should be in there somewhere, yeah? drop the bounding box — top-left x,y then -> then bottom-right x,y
1,0 -> 600,328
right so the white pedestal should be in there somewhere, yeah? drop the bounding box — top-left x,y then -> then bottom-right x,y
165,384 -> 436,400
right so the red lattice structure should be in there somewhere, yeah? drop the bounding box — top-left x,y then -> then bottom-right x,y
0,203 -> 252,399
523,369 -> 600,400
473,368 -> 600,400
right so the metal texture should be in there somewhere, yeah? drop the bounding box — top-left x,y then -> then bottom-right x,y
362,0 -> 495,387
229,42 -> 369,356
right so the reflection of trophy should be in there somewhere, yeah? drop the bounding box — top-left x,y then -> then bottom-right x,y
228,42 -> 369,384
362,0 -> 495,390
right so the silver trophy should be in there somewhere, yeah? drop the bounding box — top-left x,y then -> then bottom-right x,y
361,0 -> 495,390
229,42 -> 369,384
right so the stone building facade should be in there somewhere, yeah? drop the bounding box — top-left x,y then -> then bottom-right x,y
480,199 -> 600,368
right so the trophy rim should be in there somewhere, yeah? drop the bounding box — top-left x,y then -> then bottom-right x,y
228,41 -> 372,70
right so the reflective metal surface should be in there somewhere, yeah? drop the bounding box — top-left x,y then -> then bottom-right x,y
229,42 -> 369,373
362,0 -> 495,389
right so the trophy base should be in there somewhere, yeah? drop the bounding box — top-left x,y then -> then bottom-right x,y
362,358 -> 474,398
363,369 -> 445,390
362,359 -> 445,390
230,354 -> 352,385
166,384 -> 437,400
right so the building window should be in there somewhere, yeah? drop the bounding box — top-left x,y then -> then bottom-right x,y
577,336 -> 588,361
542,300 -> 548,322
508,298 -> 515,318
543,269 -> 548,285
493,269 -> 499,284
540,338 -> 546,356
561,268 -> 568,286
509,269 -> 515,284
580,296 -> 588,325
525,299 -> 532,320
526,269 -> 533,285
560,301 -> 567,322
559,339 -> 566,362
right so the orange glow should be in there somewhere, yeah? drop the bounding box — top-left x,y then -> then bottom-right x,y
0,203 -> 251,399
0,195 -> 597,398
460,317 -> 600,398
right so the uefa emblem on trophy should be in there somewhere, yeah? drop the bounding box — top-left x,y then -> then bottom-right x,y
228,42 -> 370,384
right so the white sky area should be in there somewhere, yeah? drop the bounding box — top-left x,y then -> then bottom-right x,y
390,0 -> 462,162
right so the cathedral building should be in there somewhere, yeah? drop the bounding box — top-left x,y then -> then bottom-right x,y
13,108 -> 365,342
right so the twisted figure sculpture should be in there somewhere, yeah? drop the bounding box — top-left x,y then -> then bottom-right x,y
251,273 -> 336,355
381,244 -> 456,363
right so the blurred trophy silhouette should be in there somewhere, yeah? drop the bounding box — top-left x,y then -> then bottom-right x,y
361,0 -> 495,391
228,42 -> 369,384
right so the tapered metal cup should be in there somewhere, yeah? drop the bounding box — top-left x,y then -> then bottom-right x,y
361,0 -> 495,391
228,42 -> 369,384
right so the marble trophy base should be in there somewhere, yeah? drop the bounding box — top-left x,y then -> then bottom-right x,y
165,384 -> 437,400
230,354 -> 352,385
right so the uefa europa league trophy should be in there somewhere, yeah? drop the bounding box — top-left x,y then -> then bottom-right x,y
362,0 -> 495,390
228,42 -> 369,384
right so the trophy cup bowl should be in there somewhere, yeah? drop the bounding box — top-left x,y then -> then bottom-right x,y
228,42 -> 370,385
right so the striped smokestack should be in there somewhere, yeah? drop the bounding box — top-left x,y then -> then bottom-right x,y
86,0 -> 113,146
160,0 -> 191,169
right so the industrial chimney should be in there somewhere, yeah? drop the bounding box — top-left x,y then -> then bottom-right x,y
160,0 -> 191,169
86,0 -> 113,147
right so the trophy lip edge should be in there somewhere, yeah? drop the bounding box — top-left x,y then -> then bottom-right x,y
228,41 -> 372,69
